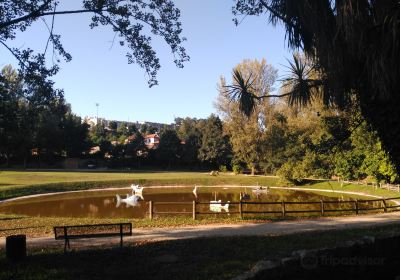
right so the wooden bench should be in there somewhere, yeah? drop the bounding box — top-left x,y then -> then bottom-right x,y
54,223 -> 132,252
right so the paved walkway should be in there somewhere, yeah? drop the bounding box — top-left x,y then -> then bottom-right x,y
1,212 -> 400,250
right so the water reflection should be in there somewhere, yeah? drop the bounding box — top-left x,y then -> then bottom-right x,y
252,186 -> 269,198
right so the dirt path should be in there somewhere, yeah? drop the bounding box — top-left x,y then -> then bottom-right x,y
1,212 -> 400,250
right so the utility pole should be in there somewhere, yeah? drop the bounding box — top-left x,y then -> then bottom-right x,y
95,103 -> 99,124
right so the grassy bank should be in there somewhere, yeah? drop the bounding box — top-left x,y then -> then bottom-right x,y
0,215 -> 246,238
0,171 -> 280,201
1,224 -> 400,280
2,171 -> 399,201
300,180 -> 400,198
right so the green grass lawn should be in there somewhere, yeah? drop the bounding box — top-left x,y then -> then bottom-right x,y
1,171 -> 399,200
1,224 -> 400,280
0,171 -> 280,201
0,170 -> 280,186
299,180 -> 400,198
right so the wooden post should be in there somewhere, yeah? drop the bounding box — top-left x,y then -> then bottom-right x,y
63,226 -> 69,253
281,201 -> 286,218
192,201 -> 196,220
149,201 -> 153,220
382,199 -> 388,213
239,200 -> 243,219
120,224 -> 123,248
397,185 -> 400,192
320,200 -> 324,216
355,199 -> 359,215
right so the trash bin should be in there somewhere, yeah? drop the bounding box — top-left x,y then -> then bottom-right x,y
6,235 -> 26,261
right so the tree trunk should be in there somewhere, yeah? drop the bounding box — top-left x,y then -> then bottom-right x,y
5,153 -> 9,168
23,155 -> 27,169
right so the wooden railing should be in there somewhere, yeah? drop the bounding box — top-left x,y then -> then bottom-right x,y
336,180 -> 400,192
146,197 -> 400,220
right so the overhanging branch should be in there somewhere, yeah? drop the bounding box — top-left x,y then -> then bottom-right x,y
0,8 -> 108,29
258,0 -> 296,29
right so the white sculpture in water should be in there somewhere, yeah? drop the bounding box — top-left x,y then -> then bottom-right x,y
116,194 -> 142,208
193,186 -> 198,198
210,200 -> 230,213
131,184 -> 144,199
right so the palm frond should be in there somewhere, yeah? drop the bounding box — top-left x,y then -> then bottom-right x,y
224,69 -> 257,116
281,55 -> 322,107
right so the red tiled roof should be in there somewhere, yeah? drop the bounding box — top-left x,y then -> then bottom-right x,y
145,134 -> 158,138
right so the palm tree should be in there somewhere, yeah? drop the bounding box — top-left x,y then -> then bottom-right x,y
225,55 -> 324,115
231,0 -> 400,172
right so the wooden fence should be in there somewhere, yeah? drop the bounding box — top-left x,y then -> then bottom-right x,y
337,180 -> 400,192
379,183 -> 400,192
146,197 -> 400,220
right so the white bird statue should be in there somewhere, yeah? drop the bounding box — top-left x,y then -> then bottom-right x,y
131,184 -> 144,199
193,186 -> 198,198
210,200 -> 230,213
116,194 -> 141,208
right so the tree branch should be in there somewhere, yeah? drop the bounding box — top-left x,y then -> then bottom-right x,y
258,0 -> 296,29
0,0 -> 53,29
255,91 -> 294,99
0,8 -> 108,29
0,41 -> 27,68
43,3 -> 56,56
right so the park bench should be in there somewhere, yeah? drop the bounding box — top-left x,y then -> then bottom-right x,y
54,223 -> 132,252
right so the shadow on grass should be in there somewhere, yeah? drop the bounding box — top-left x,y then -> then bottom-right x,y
0,226 -> 46,232
2,224 -> 400,280
299,179 -> 331,186
0,237 -> 267,280
0,216 -> 24,221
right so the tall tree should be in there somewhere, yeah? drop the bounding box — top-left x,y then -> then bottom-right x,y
157,129 -> 181,169
0,64 -> 75,166
125,131 -> 144,163
198,115 -> 231,168
63,110 -> 90,157
231,1 -> 400,172
0,65 -> 22,166
176,117 -> 204,167
217,59 -> 278,175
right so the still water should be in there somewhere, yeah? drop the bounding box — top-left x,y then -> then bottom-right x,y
0,187 -> 382,219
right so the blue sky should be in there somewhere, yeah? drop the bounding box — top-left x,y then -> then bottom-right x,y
0,1 -> 292,124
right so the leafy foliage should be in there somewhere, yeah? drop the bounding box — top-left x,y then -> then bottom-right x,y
0,0 -> 189,87
217,59 -> 278,174
198,114 -> 232,168
157,128 -> 181,169
232,0 -> 400,172
0,65 -> 89,166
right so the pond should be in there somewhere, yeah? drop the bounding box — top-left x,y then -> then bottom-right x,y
0,186 -> 384,219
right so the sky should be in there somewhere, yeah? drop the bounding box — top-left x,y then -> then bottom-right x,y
0,1 -> 292,124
